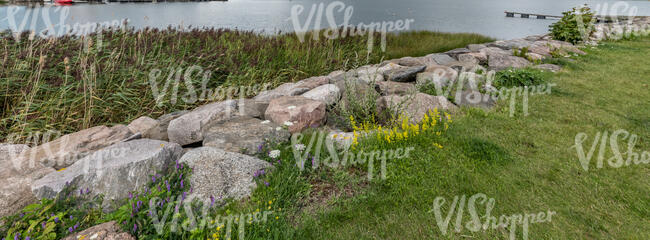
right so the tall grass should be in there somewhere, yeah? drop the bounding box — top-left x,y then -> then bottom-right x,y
0,28 -> 493,143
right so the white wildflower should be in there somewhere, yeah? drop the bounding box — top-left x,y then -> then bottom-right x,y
294,144 -> 306,151
261,120 -> 271,124
269,150 -> 281,159
283,121 -> 294,126
287,106 -> 297,109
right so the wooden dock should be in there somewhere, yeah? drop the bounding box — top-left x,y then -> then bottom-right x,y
505,11 -> 647,22
504,11 -> 562,20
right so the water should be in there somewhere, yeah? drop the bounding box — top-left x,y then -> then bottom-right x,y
1,0 -> 649,39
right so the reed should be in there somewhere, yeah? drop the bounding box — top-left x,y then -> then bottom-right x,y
0,28 -> 493,143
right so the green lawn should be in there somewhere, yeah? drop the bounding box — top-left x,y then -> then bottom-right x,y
276,37 -> 650,239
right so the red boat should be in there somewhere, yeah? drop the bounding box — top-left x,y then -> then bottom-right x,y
54,0 -> 74,4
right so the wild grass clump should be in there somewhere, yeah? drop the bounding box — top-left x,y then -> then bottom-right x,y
384,31 -> 494,59
493,68 -> 549,88
0,27 -> 492,143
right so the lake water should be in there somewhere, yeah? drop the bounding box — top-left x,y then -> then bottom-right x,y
1,0 -> 649,39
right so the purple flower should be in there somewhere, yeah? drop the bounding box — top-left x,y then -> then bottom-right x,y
166,181 -> 170,192
85,188 -> 89,194
54,217 -> 59,223
152,175 -> 156,183
80,189 -> 83,195
68,227 -> 73,232
157,185 -> 161,192
258,144 -> 263,152
25,237 -> 30,240
210,195 -> 215,207
133,223 -> 137,233
74,223 -> 79,230
180,180 -> 184,188
69,215 -> 73,220
129,192 -> 133,199
41,222 -> 46,229
182,192 -> 187,201
264,181 -> 270,186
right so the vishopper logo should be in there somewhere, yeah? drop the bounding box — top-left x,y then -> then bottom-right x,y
5,130 -> 61,170
289,1 -> 415,53
148,65 -> 271,106
290,131 -> 414,180
571,129 -> 650,171
1,6 -> 128,49
428,193 -> 556,240
148,195 -> 273,239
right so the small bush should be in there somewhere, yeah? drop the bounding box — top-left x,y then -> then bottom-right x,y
329,79 -> 382,131
550,5 -> 595,44
493,68 -> 547,88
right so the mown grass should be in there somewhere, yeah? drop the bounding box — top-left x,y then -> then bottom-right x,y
275,37 -> 649,239
189,36 -> 649,240
0,29 -> 492,143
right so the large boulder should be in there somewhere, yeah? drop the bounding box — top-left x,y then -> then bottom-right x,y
387,56 -> 428,67
0,167 -> 54,218
62,221 -> 135,240
383,65 -> 426,82
203,116 -> 290,155
444,48 -> 472,58
14,125 -> 133,170
375,81 -> 417,96
445,61 -> 484,73
31,139 -> 183,210
458,52 -> 488,65
254,76 -> 329,101
488,39 -> 534,50
179,147 -> 273,206
479,47 -> 513,58
488,55 -> 531,71
0,143 -> 30,164
167,100 -> 237,146
0,144 -> 55,218
127,116 -> 158,136
425,53 -> 457,66
146,111 -> 188,141
264,96 -> 327,133
467,44 -> 487,52
376,93 -> 458,124
528,42 -> 553,57
237,99 -> 269,119
301,84 -> 341,106
453,90 -> 497,109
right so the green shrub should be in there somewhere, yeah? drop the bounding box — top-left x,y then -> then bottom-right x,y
493,68 -> 548,88
550,5 -> 595,44
329,79 -> 382,130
